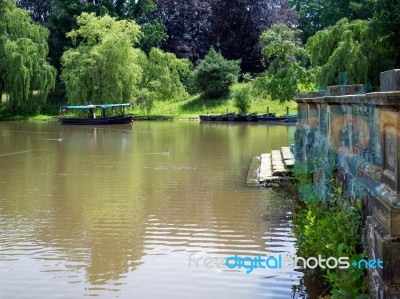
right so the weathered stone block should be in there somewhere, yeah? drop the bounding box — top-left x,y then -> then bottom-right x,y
297,90 -> 327,99
365,216 -> 400,297
380,109 -> 400,197
367,194 -> 400,236
308,104 -> 319,129
381,69 -> 400,92
327,84 -> 365,96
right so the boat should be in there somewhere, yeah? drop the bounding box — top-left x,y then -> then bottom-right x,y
257,113 -> 283,122
216,113 -> 235,121
245,113 -> 259,122
227,113 -> 246,121
198,112 -> 296,123
60,103 -> 133,125
200,113 -> 261,122
199,115 -> 217,121
280,115 -> 297,123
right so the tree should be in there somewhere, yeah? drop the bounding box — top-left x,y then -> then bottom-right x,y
136,48 -> 190,112
0,0 -> 56,114
47,0 -> 85,71
210,0 -> 297,73
254,24 -> 311,103
372,0 -> 400,67
138,20 -> 166,54
306,18 -> 391,88
154,0 -> 297,73
290,0 -> 376,42
16,0 -> 51,24
60,13 -> 142,104
191,48 -> 240,98
46,0 -> 165,72
87,0 -> 167,53
153,0 -> 213,62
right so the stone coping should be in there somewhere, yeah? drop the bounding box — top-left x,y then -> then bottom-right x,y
296,91 -> 400,105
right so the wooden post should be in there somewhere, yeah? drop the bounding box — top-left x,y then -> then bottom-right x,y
286,106 -> 289,115
267,107 -> 270,115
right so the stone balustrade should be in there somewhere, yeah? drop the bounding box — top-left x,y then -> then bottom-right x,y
295,69 -> 400,298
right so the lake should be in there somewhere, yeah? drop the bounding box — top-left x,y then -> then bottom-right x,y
0,121 -> 311,298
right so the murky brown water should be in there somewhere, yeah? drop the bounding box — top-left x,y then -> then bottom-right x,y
0,121 -> 309,299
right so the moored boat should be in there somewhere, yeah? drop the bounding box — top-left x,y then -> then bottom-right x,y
230,113 -> 247,121
279,115 -> 297,123
216,112 -> 235,121
60,103 -> 133,125
198,112 -> 296,123
245,113 -> 258,122
199,115 -> 218,121
257,113 -> 281,122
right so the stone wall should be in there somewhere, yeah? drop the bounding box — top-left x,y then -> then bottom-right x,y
295,69 -> 400,298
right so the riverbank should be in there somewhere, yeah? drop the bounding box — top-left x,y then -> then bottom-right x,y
132,92 -> 297,119
0,114 -> 59,122
0,87 -> 297,121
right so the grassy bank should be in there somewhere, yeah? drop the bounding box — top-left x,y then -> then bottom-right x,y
1,84 -> 297,121
0,114 -> 59,122
131,83 -> 297,119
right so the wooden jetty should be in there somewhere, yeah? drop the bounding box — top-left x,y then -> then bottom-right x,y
246,147 -> 295,187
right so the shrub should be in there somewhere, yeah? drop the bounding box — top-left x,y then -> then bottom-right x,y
192,48 -> 240,98
241,72 -> 253,83
233,85 -> 252,114
293,196 -> 368,298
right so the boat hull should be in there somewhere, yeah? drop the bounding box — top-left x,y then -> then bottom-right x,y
199,115 -> 217,121
61,114 -> 133,125
280,115 -> 297,123
258,115 -> 297,122
245,114 -> 258,121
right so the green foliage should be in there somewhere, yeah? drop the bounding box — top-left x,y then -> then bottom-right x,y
126,0 -> 166,53
290,0 -> 376,42
233,85 -> 252,114
306,18 -> 391,88
139,20 -> 167,54
0,0 -> 56,115
46,0 -> 165,72
254,24 -> 313,103
372,0 -> 400,66
136,48 -> 190,113
61,13 -> 142,105
241,73 -> 253,83
191,48 -> 240,98
293,194 -> 368,298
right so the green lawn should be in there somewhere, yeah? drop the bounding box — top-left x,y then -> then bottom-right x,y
132,84 -> 297,119
1,84 -> 298,121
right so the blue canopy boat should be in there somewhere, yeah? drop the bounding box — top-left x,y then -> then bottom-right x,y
60,103 -> 133,125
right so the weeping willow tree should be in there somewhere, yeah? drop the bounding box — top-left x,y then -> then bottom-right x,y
306,18 -> 389,88
0,0 -> 56,114
61,13 -> 143,105
136,48 -> 189,113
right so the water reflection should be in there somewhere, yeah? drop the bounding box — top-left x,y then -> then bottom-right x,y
0,121 -> 306,298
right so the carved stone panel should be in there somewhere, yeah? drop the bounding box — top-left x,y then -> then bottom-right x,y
308,104 -> 318,129
380,109 -> 399,195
